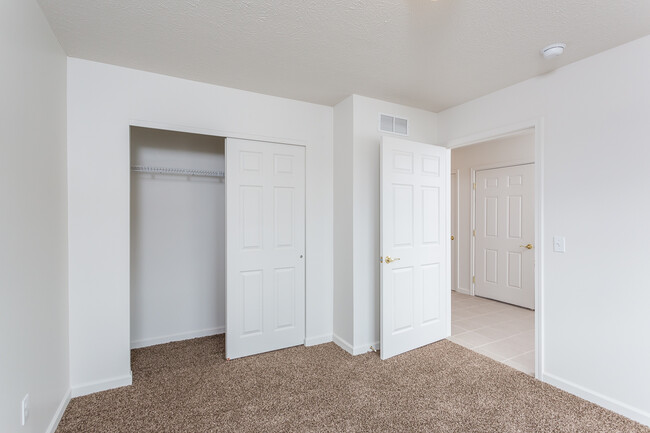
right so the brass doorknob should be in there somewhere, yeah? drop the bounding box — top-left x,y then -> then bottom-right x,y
385,256 -> 401,264
451,235 -> 455,240
519,244 -> 533,249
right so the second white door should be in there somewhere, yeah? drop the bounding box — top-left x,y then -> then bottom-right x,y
226,138 -> 305,359
475,164 -> 534,309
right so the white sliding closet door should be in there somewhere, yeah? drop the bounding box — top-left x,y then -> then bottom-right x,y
225,138 -> 305,359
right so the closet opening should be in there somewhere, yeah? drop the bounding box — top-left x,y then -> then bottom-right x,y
129,126 -> 226,352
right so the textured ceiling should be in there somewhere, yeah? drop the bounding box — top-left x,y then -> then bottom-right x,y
38,0 -> 650,112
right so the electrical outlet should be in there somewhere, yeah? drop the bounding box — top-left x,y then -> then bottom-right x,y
21,394 -> 30,426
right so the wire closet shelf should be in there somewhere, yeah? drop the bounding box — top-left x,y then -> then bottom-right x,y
131,165 -> 224,178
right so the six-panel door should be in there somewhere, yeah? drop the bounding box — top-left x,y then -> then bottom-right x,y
225,138 -> 305,359
380,136 -> 450,360
475,164 -> 534,309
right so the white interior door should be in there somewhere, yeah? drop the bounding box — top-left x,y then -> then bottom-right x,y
226,138 -> 305,359
380,136 -> 450,360
475,164 -> 534,309
451,171 -> 458,292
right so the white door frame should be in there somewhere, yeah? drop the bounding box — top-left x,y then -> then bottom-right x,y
129,119 -> 309,147
469,159 -> 534,298
450,169 -> 460,292
446,118 -> 544,380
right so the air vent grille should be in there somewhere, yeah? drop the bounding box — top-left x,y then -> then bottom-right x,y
379,113 -> 408,136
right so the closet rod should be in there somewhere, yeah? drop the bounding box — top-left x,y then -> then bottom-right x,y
131,165 -> 224,178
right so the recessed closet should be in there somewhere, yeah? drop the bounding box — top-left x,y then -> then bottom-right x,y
130,126 -> 225,349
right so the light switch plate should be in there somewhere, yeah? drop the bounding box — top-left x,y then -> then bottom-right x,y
553,236 -> 566,253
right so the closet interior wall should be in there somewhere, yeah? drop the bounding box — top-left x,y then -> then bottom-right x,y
130,127 -> 225,349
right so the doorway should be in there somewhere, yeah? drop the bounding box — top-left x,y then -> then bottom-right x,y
448,128 -> 537,376
130,127 -> 226,349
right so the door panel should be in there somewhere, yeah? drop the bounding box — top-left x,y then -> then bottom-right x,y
380,136 -> 450,360
226,138 -> 305,359
422,264 -> 440,323
475,164 -> 534,309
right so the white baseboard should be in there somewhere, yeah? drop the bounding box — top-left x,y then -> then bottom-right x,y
332,333 -> 354,355
454,287 -> 471,295
333,334 -> 380,356
305,334 -> 332,346
71,373 -> 133,398
353,341 -> 380,356
543,372 -> 650,427
131,326 -> 225,349
45,388 -> 71,433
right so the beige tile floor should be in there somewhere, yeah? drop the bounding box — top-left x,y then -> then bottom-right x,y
449,291 -> 535,375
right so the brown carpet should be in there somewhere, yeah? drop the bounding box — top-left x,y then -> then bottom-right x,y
57,335 -> 648,433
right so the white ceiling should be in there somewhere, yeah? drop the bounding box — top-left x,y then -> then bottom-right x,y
38,0 -> 650,112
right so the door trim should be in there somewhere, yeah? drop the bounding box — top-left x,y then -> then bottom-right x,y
443,118 -> 544,380
450,170 -> 461,293
470,160 -> 534,297
129,118 -> 308,147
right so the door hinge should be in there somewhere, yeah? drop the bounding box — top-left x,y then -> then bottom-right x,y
473,182 -> 476,190
472,276 -> 476,284
473,229 -> 476,237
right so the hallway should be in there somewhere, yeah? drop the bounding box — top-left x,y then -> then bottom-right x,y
450,291 -> 535,375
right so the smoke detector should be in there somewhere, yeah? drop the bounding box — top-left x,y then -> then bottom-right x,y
541,43 -> 566,59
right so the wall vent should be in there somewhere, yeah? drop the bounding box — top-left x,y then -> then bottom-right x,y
379,113 -> 408,136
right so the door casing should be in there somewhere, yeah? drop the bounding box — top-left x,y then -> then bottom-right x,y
446,119 -> 543,380
450,170 -> 460,292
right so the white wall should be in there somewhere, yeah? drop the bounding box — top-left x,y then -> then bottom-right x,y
438,36 -> 650,425
451,131 -> 535,293
130,127 -> 225,348
67,58 -> 334,395
333,95 -> 437,353
332,96 -> 354,346
0,1 -> 70,432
